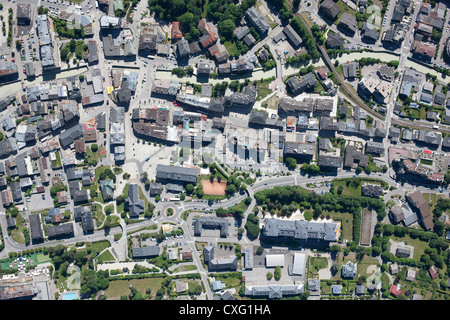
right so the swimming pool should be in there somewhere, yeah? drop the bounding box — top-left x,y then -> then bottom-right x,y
62,292 -> 77,300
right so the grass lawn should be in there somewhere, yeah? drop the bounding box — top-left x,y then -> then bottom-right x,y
95,166 -> 112,182
92,203 -> 105,227
223,41 -> 240,57
325,211 -> 353,242
117,183 -> 130,214
300,11 -> 313,28
356,255 -> 379,275
261,94 -> 279,110
314,82 -> 325,93
420,159 -> 433,166
213,275 -> 241,289
90,240 -> 111,253
10,216 -> 26,244
36,253 -> 52,264
256,86 -> 273,101
335,0 -> 357,24
104,278 -> 164,299
178,265 -> 197,272
423,193 -> 444,213
332,180 -> 362,197
308,256 -> 328,278
390,234 -> 429,262
104,203 -> 115,215
97,249 -> 115,263
51,151 -> 62,168
86,146 -> 107,162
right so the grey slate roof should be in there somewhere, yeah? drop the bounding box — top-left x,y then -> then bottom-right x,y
264,218 -> 339,241
194,217 -> 229,237
283,25 -> 303,47
132,246 -> 159,258
126,184 -> 145,218
155,164 -> 198,184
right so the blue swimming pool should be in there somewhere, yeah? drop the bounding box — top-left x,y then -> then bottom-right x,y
62,292 -> 77,300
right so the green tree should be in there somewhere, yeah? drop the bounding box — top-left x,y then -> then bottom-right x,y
267,272 -> 273,280
274,265 -> 282,281
218,19 -> 235,40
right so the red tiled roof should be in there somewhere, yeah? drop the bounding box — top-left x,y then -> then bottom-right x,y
389,284 -> 402,297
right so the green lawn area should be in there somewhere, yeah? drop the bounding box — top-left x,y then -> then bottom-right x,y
261,94 -> 279,110
178,265 -> 197,272
36,253 -> 52,264
327,211 -> 353,242
86,146 -> 107,162
10,216 -> 26,244
117,183 -> 130,214
223,41 -> 240,57
332,180 -> 362,197
92,203 -> 105,227
423,193 -> 444,213
104,278 -> 164,299
307,256 -> 328,278
95,166 -> 112,182
335,0 -> 357,23
256,86 -> 273,101
390,235 -> 430,262
314,82 -> 325,93
97,249 -> 115,263
90,240 -> 111,253
213,275 -> 241,289
356,255 -> 379,275
51,151 -> 62,168
420,159 -> 433,166
104,203 -> 115,215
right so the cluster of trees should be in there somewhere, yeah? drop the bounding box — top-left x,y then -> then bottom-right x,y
245,213 -> 260,239
255,185 -> 386,221
285,52 -> 311,65
358,57 -> 382,67
310,24 -> 326,46
284,157 -> 298,170
290,17 -> 321,60
60,40 -> 87,63
266,0 -> 293,21
216,198 -> 250,219
300,163 -> 323,175
52,18 -> 85,39
171,67 -> 194,77
6,9 -> 13,47
99,168 -> 117,183
371,222 -> 449,276
225,174 -> 243,196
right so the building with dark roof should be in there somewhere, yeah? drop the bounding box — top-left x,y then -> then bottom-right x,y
87,41 -> 99,65
263,218 -> 340,242
194,217 -> 229,237
126,184 -> 145,218
208,256 -> 238,271
283,25 -> 303,48
176,38 -> 190,59
344,144 -> 369,169
47,223 -> 74,240
318,155 -> 342,169
338,12 -> 358,34
17,3 -> 32,25
362,184 -> 384,198
245,6 -> 270,35
132,246 -> 159,258
320,0 -> 341,21
29,214 -> 44,243
155,164 -> 198,185
406,191 -> 434,230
